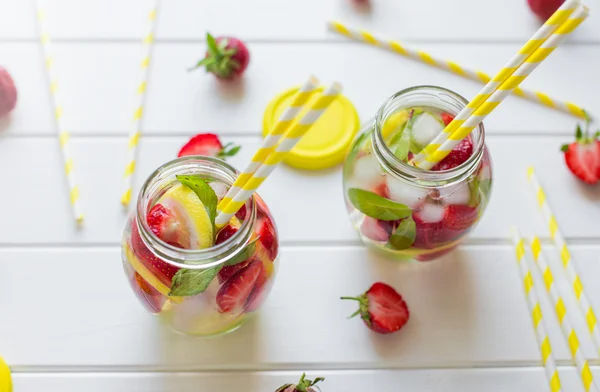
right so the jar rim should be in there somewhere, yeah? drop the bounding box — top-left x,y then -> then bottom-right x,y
134,155 -> 256,270
372,85 -> 485,186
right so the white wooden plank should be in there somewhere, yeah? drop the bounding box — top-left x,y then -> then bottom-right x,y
0,43 -> 597,136
11,368 -> 600,392
2,0 -> 599,43
1,245 -> 599,369
0,136 -> 597,244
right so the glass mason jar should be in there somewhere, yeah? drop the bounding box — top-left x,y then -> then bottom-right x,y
121,156 -> 279,336
343,86 -> 493,262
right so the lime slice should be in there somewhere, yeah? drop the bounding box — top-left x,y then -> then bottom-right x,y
160,184 -> 214,249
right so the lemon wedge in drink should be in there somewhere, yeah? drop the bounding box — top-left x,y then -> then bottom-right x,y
159,184 -> 214,249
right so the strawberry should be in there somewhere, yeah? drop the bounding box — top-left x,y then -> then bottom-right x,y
412,208 -> 446,250
146,204 -> 183,247
257,215 -> 278,260
216,259 -> 264,313
132,272 -> 165,313
373,182 -> 389,197
276,373 -> 325,392
0,66 -> 17,117
178,133 -> 240,159
341,282 -> 410,334
191,33 -> 250,80
443,205 -> 479,231
216,224 -> 238,245
131,222 -> 180,287
360,217 -> 393,242
441,112 -> 454,126
245,261 -> 273,312
528,0 -> 564,21
431,137 -> 473,171
561,116 -> 600,184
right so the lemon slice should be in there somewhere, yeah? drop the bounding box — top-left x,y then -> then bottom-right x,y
160,184 -> 214,249
0,356 -> 11,392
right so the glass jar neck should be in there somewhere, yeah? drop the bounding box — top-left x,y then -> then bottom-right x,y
371,85 -> 485,187
135,156 -> 256,270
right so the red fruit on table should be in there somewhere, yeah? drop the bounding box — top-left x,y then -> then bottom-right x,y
276,373 -> 325,392
178,133 -> 240,159
191,32 -> 250,80
561,117 -> 600,184
0,66 -> 17,117
441,112 -> 454,126
341,282 -> 410,334
431,137 -> 473,171
527,0 -> 564,21
131,222 -> 180,287
443,205 -> 479,231
216,259 -> 264,313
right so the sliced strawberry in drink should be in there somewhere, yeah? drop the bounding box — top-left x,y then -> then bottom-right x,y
431,137 -> 473,171
131,272 -> 166,313
216,224 -> 238,245
245,261 -> 274,312
443,205 -> 479,231
216,259 -> 264,314
131,222 -> 180,287
412,204 -> 454,250
441,112 -> 454,126
257,215 -> 278,260
361,217 -> 395,242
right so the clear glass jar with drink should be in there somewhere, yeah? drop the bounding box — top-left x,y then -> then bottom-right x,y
122,156 -> 279,336
343,86 -> 493,262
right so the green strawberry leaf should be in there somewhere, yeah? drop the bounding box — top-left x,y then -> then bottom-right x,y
218,142 -> 241,158
576,124 -> 583,140
170,266 -> 221,297
176,175 -> 218,229
348,188 -> 412,221
224,237 -> 258,267
206,33 -> 219,56
388,217 -> 416,250
560,144 -> 569,152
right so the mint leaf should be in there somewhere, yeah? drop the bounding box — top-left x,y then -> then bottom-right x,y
388,217 -> 416,250
170,266 -> 221,296
348,188 -> 411,221
224,237 -> 258,267
176,175 -> 218,227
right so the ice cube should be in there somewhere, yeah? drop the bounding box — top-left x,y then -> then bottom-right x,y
360,216 -> 392,242
438,183 -> 470,206
410,112 -> 444,149
386,176 -> 428,208
347,154 -> 385,191
418,203 -> 445,223
209,181 -> 228,199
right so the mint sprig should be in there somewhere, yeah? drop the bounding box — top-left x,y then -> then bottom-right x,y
170,266 -> 220,297
388,217 -> 416,250
348,188 -> 411,221
176,175 -> 218,229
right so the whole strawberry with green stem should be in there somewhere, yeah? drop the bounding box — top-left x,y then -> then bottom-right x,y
276,373 -> 325,392
561,113 -> 600,184
191,32 -> 250,80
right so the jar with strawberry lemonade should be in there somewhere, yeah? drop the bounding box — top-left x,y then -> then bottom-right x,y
122,156 -> 279,336
343,86 -> 492,261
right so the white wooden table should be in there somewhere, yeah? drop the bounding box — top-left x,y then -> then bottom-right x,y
1,0 -> 600,390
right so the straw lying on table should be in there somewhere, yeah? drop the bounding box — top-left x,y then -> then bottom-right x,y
327,20 -> 588,119
527,167 -> 600,354
528,236 -> 598,392
121,0 -> 160,207
510,229 -> 562,392
35,0 -> 84,224
215,81 -> 342,227
218,75 -> 321,210
411,2 -> 589,170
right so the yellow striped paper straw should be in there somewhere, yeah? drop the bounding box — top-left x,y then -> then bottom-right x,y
121,0 -> 160,207
215,82 -> 342,227
510,229 -> 562,392
414,4 -> 589,170
327,19 -> 587,119
36,0 -> 84,224
527,167 -> 600,354
529,235 -> 598,392
217,76 -> 320,211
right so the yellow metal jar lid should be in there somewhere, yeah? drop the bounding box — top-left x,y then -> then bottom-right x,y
263,85 -> 360,170
0,356 -> 11,392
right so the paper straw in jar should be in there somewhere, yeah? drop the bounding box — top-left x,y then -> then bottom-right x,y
218,76 -> 320,210
527,167 -> 600,354
528,235 -> 598,392
35,0 -> 84,224
413,4 -> 589,170
215,82 -> 343,227
327,19 -> 587,119
121,0 -> 160,207
510,228 -> 562,392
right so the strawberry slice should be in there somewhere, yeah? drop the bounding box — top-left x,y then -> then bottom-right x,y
146,204 -> 184,248
131,272 -> 166,313
341,282 -> 410,334
441,112 -> 454,126
443,205 -> 479,231
216,259 -> 264,313
561,117 -> 600,184
178,133 -> 240,159
131,222 -> 180,287
245,261 -> 274,312
257,215 -> 278,260
431,137 -> 473,171
216,224 -> 238,245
